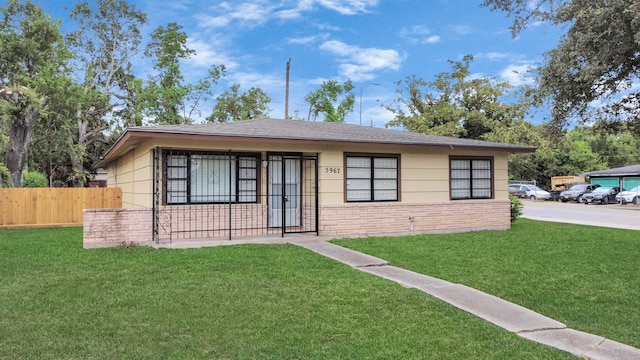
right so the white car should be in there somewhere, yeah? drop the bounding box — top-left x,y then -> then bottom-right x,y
615,185 -> 640,205
510,184 -> 551,200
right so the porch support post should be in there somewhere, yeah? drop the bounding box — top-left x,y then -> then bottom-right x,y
281,153 -> 286,237
152,147 -> 160,243
228,149 -> 232,241
315,153 -> 319,236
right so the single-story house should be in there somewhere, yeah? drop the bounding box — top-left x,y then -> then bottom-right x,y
581,164 -> 640,189
84,118 -> 535,248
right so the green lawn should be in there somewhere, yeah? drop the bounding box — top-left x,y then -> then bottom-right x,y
0,227 -> 573,359
333,218 -> 640,350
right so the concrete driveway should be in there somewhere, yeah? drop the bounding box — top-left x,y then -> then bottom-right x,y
521,200 -> 640,231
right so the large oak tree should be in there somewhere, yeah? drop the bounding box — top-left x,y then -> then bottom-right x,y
305,79 -> 355,122
483,0 -> 640,133
0,0 -> 66,187
207,84 -> 271,123
385,55 -> 530,140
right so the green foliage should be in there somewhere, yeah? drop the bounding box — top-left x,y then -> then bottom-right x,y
139,22 -> 226,125
0,0 -> 66,86
385,55 -> 529,140
504,123 -> 636,188
0,0 -> 66,187
64,0 -> 149,186
582,122 -> 640,168
207,84 -> 272,123
305,79 -> 355,122
509,195 -> 522,222
21,170 -> 47,187
0,163 -> 11,187
483,0 -> 640,132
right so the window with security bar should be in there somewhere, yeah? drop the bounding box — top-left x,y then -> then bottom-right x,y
345,155 -> 398,202
164,151 -> 259,205
450,157 -> 493,200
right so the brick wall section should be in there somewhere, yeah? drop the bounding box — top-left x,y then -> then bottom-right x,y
83,208 -> 153,248
83,200 -> 510,248
319,200 -> 510,237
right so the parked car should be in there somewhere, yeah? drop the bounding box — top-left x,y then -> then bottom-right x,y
559,183 -> 600,203
508,185 -> 527,198
581,186 -> 622,204
509,184 -> 551,200
615,185 -> 640,205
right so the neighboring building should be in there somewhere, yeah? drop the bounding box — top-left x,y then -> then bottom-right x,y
581,164 -> 640,189
88,168 -> 108,188
84,118 -> 535,248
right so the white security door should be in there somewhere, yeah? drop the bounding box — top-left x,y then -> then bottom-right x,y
268,156 -> 301,227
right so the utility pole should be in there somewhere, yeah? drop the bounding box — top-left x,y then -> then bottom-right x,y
285,58 -> 291,119
359,83 -> 380,126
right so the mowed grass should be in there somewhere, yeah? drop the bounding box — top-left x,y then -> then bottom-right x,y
333,218 -> 640,349
0,228 -> 573,359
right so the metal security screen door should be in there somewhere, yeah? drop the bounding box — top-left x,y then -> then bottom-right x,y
152,148 -> 318,243
268,155 -> 301,227
268,154 -> 317,234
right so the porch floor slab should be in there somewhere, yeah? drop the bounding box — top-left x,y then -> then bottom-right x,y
151,234 -> 332,249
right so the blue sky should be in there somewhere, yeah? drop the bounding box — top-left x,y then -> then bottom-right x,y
44,0 -> 563,127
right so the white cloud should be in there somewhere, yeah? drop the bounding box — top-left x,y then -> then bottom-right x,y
196,2 -> 274,28
186,38 -> 239,70
319,40 -> 404,81
196,0 -> 379,29
196,15 -> 231,28
449,24 -> 473,35
312,22 -> 342,31
275,0 -> 314,19
315,0 -> 379,15
424,35 -> 440,44
226,71 -> 282,89
476,52 -> 511,61
467,72 -> 487,81
499,64 -> 535,86
398,25 -> 440,45
288,33 -> 330,45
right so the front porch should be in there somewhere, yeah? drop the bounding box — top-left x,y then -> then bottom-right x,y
151,149 -> 319,243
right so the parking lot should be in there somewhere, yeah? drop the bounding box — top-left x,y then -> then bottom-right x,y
521,199 -> 640,231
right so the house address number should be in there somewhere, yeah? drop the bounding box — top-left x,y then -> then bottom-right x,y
324,167 -> 341,174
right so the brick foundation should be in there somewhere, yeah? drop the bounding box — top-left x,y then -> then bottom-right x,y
83,208 -> 153,248
318,201 -> 511,237
83,201 -> 510,248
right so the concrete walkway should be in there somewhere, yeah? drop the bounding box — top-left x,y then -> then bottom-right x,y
290,239 -> 640,360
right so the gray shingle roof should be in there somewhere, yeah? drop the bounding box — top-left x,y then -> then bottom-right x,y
581,164 -> 640,177
95,118 -> 536,168
125,118 -> 534,151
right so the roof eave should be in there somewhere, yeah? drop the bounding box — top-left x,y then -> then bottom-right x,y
94,128 -> 536,168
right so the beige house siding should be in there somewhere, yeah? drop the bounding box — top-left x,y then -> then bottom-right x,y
104,138 -> 511,207
107,143 -> 155,208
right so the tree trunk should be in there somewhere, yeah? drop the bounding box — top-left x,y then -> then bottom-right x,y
4,107 -> 40,187
1,86 -> 49,187
65,123 -> 86,188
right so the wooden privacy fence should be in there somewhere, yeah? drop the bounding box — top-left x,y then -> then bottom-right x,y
0,188 -> 122,228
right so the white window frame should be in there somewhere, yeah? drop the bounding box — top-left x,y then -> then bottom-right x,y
345,154 -> 399,202
450,157 -> 493,200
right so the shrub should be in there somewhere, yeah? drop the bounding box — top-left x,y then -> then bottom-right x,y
22,171 -> 48,188
510,195 -> 523,223
0,163 -> 11,187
